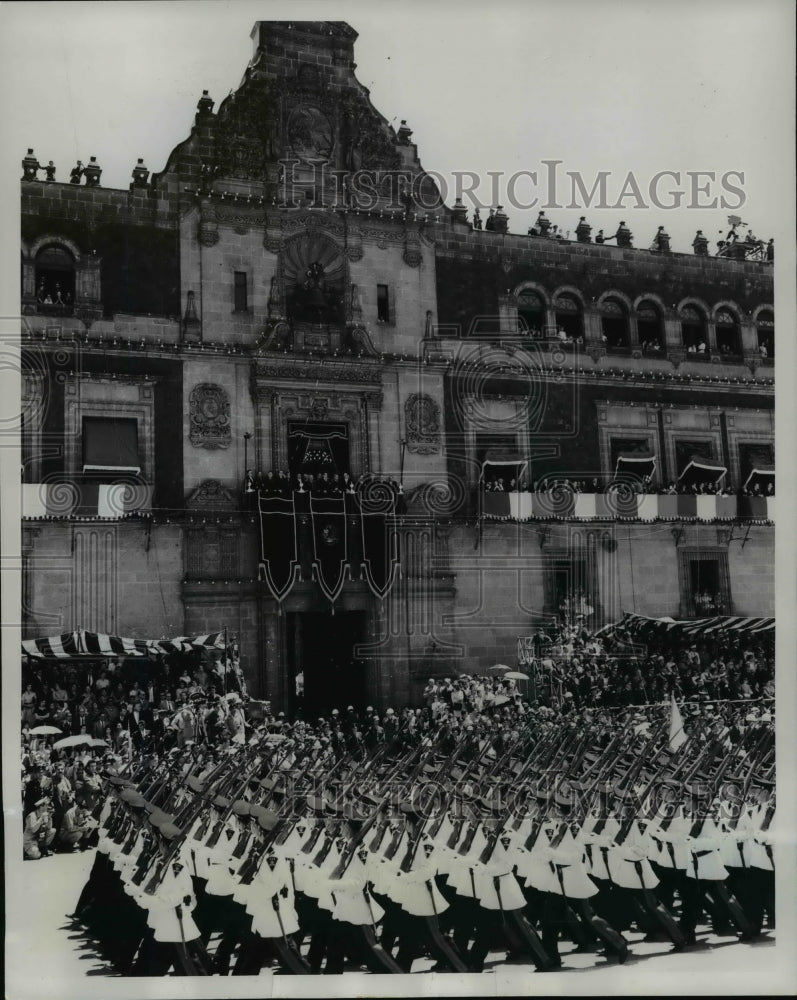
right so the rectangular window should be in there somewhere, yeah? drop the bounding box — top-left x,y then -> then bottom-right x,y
543,551 -> 596,621
738,442 -> 774,483
234,271 -> 248,312
674,439 -> 714,477
609,437 -> 651,473
82,417 -> 140,473
679,549 -> 731,617
376,283 -> 390,322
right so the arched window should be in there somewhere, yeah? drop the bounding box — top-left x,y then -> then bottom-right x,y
679,305 -> 707,353
715,308 -> 741,358
553,293 -> 583,342
516,289 -> 546,337
637,301 -> 664,354
756,309 -> 774,360
600,298 -> 630,351
35,244 -> 75,315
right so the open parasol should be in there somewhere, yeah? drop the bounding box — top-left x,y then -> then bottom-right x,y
30,725 -> 62,735
53,734 -> 94,750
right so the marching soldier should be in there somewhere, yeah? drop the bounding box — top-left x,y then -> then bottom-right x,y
67,694 -> 775,976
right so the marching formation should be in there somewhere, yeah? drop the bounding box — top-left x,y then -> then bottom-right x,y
70,701 -> 775,976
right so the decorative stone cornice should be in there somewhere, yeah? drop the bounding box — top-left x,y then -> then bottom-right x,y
252,357 -> 382,385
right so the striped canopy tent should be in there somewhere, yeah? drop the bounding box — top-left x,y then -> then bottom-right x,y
678,457 -> 727,489
22,629 -> 225,660
481,450 -> 528,484
614,452 -> 656,481
596,612 -> 774,641
742,466 -> 775,493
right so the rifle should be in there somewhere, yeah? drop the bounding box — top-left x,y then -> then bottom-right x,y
202,748 -> 267,850
330,796 -> 390,880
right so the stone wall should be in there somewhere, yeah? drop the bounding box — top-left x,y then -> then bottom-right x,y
22,521 -> 184,640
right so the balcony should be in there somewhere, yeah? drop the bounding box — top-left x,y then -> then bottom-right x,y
480,490 -> 774,523
21,478 -> 153,519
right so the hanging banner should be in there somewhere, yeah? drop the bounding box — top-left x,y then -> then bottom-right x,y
258,492 -> 299,602
310,493 -> 349,604
357,480 -> 399,599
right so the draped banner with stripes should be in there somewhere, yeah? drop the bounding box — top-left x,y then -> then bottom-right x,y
258,492 -> 299,603
596,612 -> 775,641
310,494 -> 349,605
357,482 -> 399,599
22,630 -> 225,660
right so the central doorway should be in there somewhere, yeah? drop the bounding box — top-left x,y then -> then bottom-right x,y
288,421 -> 350,479
286,610 -> 368,717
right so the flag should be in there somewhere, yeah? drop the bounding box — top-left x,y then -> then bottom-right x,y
669,694 -> 687,750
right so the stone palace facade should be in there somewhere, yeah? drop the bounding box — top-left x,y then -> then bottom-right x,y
20,20 -> 775,712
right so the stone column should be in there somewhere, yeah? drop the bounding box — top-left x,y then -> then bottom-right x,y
364,392 -> 383,474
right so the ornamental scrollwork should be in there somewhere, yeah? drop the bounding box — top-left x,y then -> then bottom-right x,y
405,393 -> 441,455
189,383 -> 231,450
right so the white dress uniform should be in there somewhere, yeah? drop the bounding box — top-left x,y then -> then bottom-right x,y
330,854 -> 384,926
515,824 -> 558,891
393,847 -> 449,917
473,840 -> 527,910
118,836 -> 148,897
182,815 -> 211,880
203,820 -> 240,898
579,815 -> 617,882
648,810 -> 691,871
248,857 -> 300,937
133,866 -> 201,943
742,805 -> 775,871
444,823 -> 486,899
429,816 -> 461,879
373,828 -> 410,896
543,826 -> 599,899
606,820 -> 660,890
117,831 -> 147,884
303,840 -> 342,912
685,818 -> 729,881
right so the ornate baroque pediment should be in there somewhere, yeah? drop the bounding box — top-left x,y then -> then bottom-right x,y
201,51 -> 406,185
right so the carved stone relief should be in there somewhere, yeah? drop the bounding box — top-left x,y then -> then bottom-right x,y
189,383 -> 231,449
405,393 -> 441,455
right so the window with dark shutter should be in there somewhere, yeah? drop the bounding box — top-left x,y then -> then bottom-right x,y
376,284 -> 390,322
234,271 -> 248,312
82,417 -> 140,472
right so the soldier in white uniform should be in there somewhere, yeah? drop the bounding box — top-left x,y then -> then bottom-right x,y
129,824 -> 210,975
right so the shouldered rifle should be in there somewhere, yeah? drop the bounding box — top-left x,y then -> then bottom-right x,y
204,752 -> 266,849
331,796 -> 389,880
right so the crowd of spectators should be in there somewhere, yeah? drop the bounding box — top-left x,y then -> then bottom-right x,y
20,614 -> 774,862
245,469 -> 402,498
528,619 -> 775,711
20,649 -> 250,858
480,473 -> 774,497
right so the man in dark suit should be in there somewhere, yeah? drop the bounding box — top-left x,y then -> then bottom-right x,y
128,700 -> 151,750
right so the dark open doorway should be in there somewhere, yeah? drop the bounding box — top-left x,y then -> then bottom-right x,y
286,610 -> 368,718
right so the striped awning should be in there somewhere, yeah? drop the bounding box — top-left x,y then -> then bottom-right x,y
22,629 -> 226,660
599,612 -> 775,639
